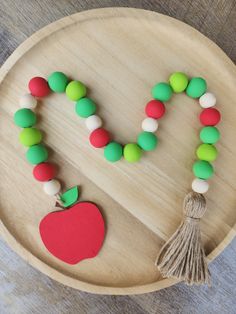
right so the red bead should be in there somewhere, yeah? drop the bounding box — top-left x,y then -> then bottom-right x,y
199,108 -> 221,126
89,128 -> 110,148
145,100 -> 165,119
33,162 -> 56,182
28,77 -> 50,97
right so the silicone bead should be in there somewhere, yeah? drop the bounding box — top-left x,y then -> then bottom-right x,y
26,144 -> 48,165
196,143 -> 218,162
199,92 -> 216,108
85,115 -> 102,131
145,100 -> 165,119
141,117 -> 158,132
43,179 -> 61,196
75,98 -> 96,118
169,72 -> 188,93
152,83 -> 173,102
66,81 -> 86,101
28,77 -> 50,97
137,131 -> 158,151
14,108 -> 36,128
19,94 -> 37,109
192,178 -> 209,194
123,143 -> 142,163
200,126 -> 220,144
192,160 -> 214,179
89,128 -> 110,148
186,77 -> 207,98
104,142 -> 123,162
19,128 -> 42,147
199,108 -> 221,126
48,72 -> 69,93
33,162 -> 56,182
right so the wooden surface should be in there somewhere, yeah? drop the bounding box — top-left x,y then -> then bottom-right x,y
0,0 -> 233,313
1,7 -> 236,294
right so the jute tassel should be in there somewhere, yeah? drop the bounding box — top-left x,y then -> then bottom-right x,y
155,191 -> 210,285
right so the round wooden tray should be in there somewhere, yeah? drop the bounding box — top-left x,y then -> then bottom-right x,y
0,8 -> 236,295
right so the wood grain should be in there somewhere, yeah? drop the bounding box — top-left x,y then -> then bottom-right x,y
0,0 -> 236,312
1,8 -> 236,295
1,1 -> 236,65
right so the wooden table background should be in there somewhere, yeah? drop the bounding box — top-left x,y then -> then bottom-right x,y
0,0 -> 236,313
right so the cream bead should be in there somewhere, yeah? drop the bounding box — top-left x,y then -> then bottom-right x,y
191,178 -> 209,194
19,93 -> 37,109
141,117 -> 158,132
43,179 -> 61,196
199,92 -> 216,108
85,115 -> 102,132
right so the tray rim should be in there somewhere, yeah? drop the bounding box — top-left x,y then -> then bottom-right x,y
0,7 -> 236,295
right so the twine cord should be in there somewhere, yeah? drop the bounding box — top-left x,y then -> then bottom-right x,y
155,191 -> 210,285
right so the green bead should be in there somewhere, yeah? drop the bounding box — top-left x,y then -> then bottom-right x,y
123,143 -> 142,163
48,72 -> 69,93
137,131 -> 158,151
200,126 -> 220,144
152,82 -> 173,102
19,128 -> 42,147
26,144 -> 48,165
75,98 -> 96,118
14,108 -> 36,128
196,143 -> 218,162
186,77 -> 207,98
193,160 -> 214,179
169,72 -> 188,93
65,80 -> 86,101
104,142 -> 123,162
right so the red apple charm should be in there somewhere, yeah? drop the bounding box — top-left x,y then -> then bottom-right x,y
39,202 -> 105,264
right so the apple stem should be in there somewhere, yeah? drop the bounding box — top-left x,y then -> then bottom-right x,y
54,193 -> 65,209
55,201 -> 65,209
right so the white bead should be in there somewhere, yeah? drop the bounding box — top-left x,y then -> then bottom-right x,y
141,117 -> 158,132
199,93 -> 216,108
191,178 -> 209,194
19,93 -> 37,109
85,115 -> 102,132
43,179 -> 61,196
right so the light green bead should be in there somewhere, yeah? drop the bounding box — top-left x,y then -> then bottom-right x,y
186,77 -> 207,98
26,144 -> 48,165
19,128 -> 42,147
196,144 -> 218,162
104,142 -> 123,162
65,80 -> 86,101
137,131 -> 158,151
169,72 -> 188,93
123,143 -> 142,163
200,126 -> 220,144
48,72 -> 69,93
14,108 -> 36,128
75,98 -> 96,118
152,82 -> 173,102
193,160 -> 214,179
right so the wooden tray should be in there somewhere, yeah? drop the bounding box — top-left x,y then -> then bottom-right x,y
0,8 -> 236,295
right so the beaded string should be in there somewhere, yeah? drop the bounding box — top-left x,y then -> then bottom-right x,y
14,72 -> 221,284
14,71 -> 221,198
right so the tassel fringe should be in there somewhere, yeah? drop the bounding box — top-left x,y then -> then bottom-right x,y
155,192 -> 210,285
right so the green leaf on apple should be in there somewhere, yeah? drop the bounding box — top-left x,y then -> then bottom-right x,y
60,186 -> 79,208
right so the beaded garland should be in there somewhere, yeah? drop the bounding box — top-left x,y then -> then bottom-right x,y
14,71 -> 221,284
14,71 -> 221,196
